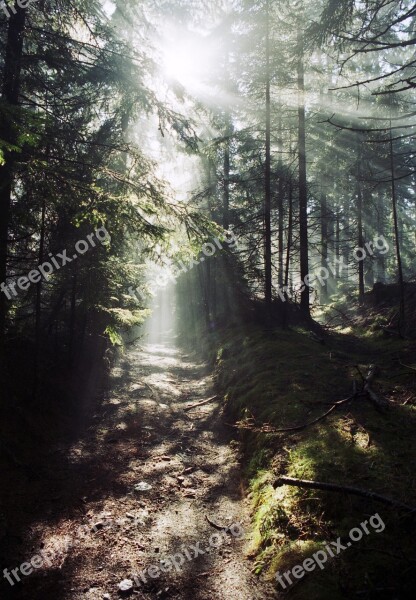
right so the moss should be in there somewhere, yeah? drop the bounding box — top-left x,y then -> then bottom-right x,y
213,324 -> 416,598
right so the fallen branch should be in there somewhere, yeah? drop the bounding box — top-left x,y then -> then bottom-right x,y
233,364 -> 390,435
233,395 -> 355,434
143,381 -> 160,402
399,360 -> 416,373
205,515 -> 233,533
185,395 -> 218,412
364,365 -> 389,411
266,396 -> 354,432
273,476 -> 415,513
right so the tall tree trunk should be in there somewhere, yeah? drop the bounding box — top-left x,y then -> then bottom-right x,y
223,118 -> 231,231
376,189 -> 386,283
320,190 -> 328,302
335,214 -> 340,278
0,4 -> 26,342
297,32 -> 309,317
285,181 -> 293,288
69,263 -> 78,367
264,0 -> 272,323
206,157 -> 220,322
389,116 -> 405,333
277,102 -> 284,288
319,84 -> 329,301
33,196 -> 46,401
356,171 -> 365,305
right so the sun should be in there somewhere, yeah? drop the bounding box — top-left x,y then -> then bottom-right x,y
163,41 -> 199,86
161,32 -> 215,92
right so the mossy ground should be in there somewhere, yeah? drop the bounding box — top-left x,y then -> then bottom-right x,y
211,324 -> 416,599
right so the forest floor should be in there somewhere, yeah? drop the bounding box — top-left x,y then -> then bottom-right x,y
2,316 -> 416,600
212,322 -> 416,599
0,336 -> 279,600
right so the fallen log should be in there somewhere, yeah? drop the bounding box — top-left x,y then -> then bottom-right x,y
273,476 -> 415,513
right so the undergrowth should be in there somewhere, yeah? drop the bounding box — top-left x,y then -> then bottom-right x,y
213,324 -> 416,599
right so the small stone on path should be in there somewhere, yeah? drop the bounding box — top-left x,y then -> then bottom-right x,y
118,578 -> 134,593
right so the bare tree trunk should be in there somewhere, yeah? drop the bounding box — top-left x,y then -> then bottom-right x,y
320,190 -> 328,301
223,118 -> 231,231
206,157 -> 219,323
277,104 -> 284,288
0,5 -> 26,344
69,262 -> 78,366
33,196 -> 46,401
264,0 -> 272,323
389,116 -> 405,334
297,32 -> 309,317
285,181 -> 293,288
377,189 -> 386,283
357,174 -> 365,304
282,180 -> 293,329
335,214 -> 340,278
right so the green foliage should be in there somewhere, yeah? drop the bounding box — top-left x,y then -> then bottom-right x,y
104,326 -> 124,347
0,0 -> 207,401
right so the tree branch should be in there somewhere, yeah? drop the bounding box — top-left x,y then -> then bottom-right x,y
273,476 -> 415,512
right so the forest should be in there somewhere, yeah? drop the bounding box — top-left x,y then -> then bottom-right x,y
0,0 -> 415,599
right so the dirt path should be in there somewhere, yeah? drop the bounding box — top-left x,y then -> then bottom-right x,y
4,339 -> 278,600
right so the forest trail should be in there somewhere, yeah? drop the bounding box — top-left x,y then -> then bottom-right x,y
5,336 -> 278,600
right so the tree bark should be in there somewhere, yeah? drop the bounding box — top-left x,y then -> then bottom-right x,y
320,190 -> 328,301
357,172 -> 365,304
33,195 -> 46,401
277,103 -> 284,288
376,189 -> 386,283
264,0 -> 272,323
389,115 -> 405,334
335,214 -> 340,278
223,118 -> 231,231
0,4 -> 26,341
297,32 -> 309,317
